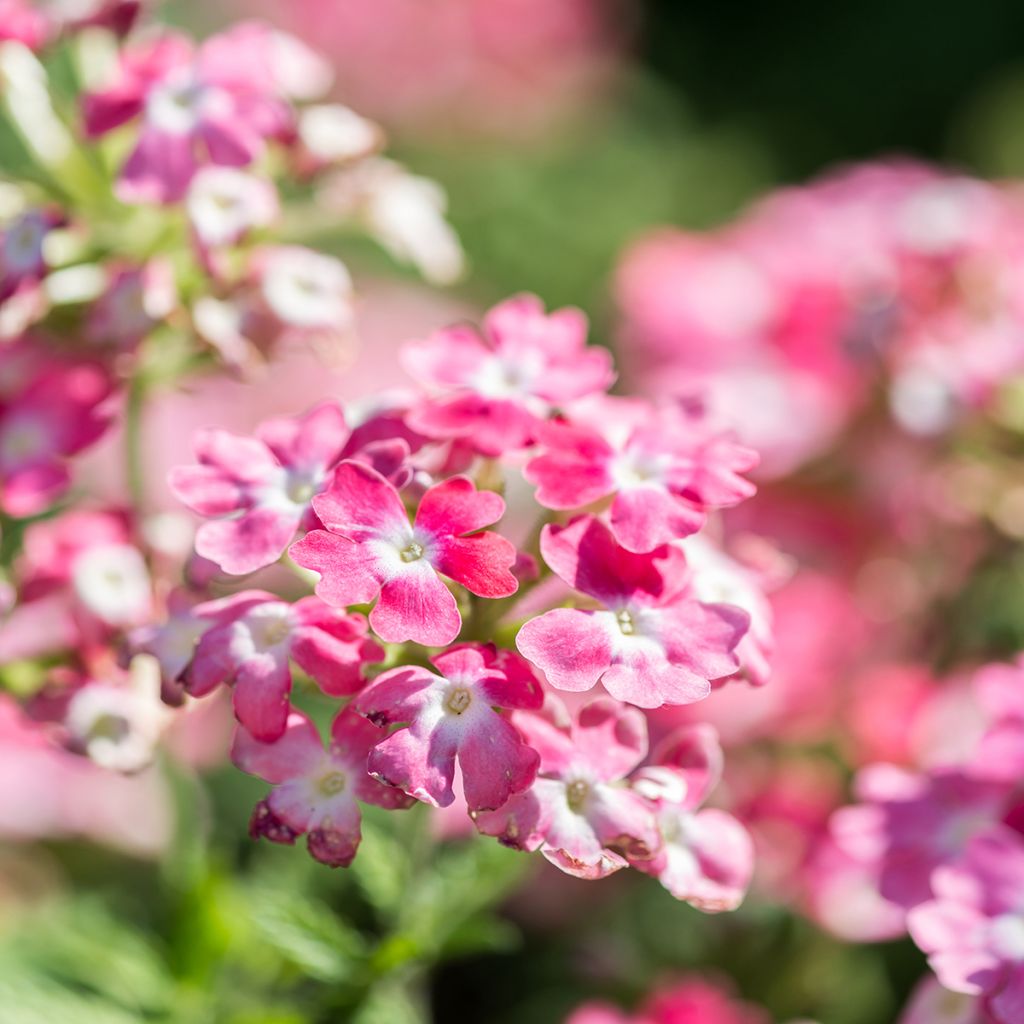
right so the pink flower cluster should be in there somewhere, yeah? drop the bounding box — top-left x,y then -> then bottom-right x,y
616,160 -> 1024,474
826,657 -> 1024,1022
156,293 -> 760,887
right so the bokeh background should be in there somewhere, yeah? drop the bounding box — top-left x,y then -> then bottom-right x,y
8,2 -> 1024,1023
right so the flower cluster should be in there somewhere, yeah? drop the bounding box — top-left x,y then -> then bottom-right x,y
616,160 -> 1024,474
824,657 -> 1024,1023
154,293 -> 760,886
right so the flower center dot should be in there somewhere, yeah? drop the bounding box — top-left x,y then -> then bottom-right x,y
617,609 -> 635,635
446,687 -> 472,714
566,779 -> 589,813
318,771 -> 346,796
400,541 -> 424,563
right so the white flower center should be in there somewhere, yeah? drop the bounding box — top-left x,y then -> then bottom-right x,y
445,687 -> 472,715
565,779 -> 590,814
616,608 -> 636,635
146,73 -> 212,135
400,540 -> 425,563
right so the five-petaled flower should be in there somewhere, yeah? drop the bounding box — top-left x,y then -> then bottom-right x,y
516,516 -> 748,708
355,644 -> 542,812
290,461 -> 518,646
475,697 -> 660,879
400,293 -> 614,456
186,590 -> 383,741
232,706 -> 414,867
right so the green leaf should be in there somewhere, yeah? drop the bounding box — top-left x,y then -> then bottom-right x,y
247,887 -> 365,983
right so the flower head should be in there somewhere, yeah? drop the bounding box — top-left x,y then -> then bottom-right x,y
355,644 -> 542,811
232,706 -> 414,867
516,516 -> 748,708
290,461 -> 517,646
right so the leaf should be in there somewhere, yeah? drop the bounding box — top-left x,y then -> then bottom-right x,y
247,887 -> 365,983
351,982 -> 425,1024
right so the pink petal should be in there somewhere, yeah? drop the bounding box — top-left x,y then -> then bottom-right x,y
573,698 -> 648,781
195,505 -> 301,575
232,652 -> 292,742
368,722 -> 458,808
650,723 -> 724,809
355,665 -> 438,725
610,485 -> 705,552
255,401 -> 349,472
602,647 -> 711,709
310,460 -> 409,538
458,714 -> 539,813
231,712 -> 322,783
371,562 -> 461,646
516,608 -> 612,693
289,529 -> 382,608
415,475 -> 506,537
167,464 -> 245,516
475,650 -> 545,711
658,600 -> 749,684
539,516 -> 664,604
289,624 -> 374,697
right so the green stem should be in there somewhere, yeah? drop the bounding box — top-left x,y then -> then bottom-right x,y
124,372 -> 147,517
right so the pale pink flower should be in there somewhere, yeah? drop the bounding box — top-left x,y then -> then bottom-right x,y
86,260 -> 176,350
475,697 -> 659,879
516,516 -> 747,708
355,644 -> 542,812
401,293 -> 614,455
232,706 -> 414,867
186,589 -> 383,742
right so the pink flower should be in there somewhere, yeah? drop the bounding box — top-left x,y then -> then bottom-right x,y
290,461 -> 518,646
475,697 -> 659,879
400,293 -> 614,455
898,977 -> 996,1024
186,167 -> 279,251
0,1 -> 50,49
169,401 -> 379,575
630,724 -> 754,911
86,260 -> 176,350
526,396 -> 757,552
568,977 -> 770,1024
516,516 -> 747,708
831,764 -> 1016,909
232,706 -> 413,867
355,644 -> 542,811
908,830 -> 1024,1024
83,29 -> 290,203
0,355 -> 113,517
186,590 -> 383,742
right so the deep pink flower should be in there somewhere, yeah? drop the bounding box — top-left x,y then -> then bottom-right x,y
0,356 -> 113,517
908,830 -> 1024,1024
82,29 -> 291,203
400,293 -> 614,455
526,396 -> 757,552
630,724 -> 754,911
170,401 -> 400,575
355,644 -> 542,811
232,706 -> 413,867
516,516 -> 747,708
186,590 -> 383,742
290,461 -> 518,646
475,697 -> 659,879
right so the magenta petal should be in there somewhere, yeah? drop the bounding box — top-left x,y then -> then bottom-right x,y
475,652 -> 544,711
416,475 -> 506,536
368,724 -> 458,808
256,401 -> 349,472
516,608 -> 612,693
355,665 -> 438,725
433,532 -> 518,599
289,625 -> 373,697
610,485 -> 705,553
473,786 -> 548,851
232,654 -> 292,742
231,711 -> 322,783
458,715 -> 539,813
310,460 -> 408,538
539,516 -> 664,604
649,723 -> 724,810
371,563 -> 461,646
289,529 -> 382,608
196,505 -> 301,575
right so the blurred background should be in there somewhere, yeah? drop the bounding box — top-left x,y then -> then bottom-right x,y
9,2 -> 1024,1023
